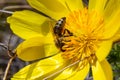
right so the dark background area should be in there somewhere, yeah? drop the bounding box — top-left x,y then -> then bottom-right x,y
0,0 -> 29,80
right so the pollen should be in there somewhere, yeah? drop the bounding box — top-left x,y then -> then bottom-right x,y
61,8 -> 104,69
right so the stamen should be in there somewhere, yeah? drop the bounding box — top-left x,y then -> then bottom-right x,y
60,8 -> 104,68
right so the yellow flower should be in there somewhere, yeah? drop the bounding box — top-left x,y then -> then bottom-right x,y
7,0 -> 120,80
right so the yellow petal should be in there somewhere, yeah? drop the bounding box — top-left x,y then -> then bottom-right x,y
16,36 -> 59,61
46,62 -> 89,80
88,0 -> 96,11
104,0 -> 120,20
103,1 -> 120,39
53,66 -> 77,80
89,0 -> 107,14
112,28 -> 120,42
7,10 -> 51,39
69,63 -> 89,80
27,0 -> 68,20
11,54 -> 65,80
92,60 -> 113,80
64,0 -> 83,11
96,40 -> 113,61
103,10 -> 120,39
53,63 -> 89,80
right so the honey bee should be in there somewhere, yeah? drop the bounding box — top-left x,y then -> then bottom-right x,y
53,17 -> 73,52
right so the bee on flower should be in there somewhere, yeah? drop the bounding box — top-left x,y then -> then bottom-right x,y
7,0 -> 120,80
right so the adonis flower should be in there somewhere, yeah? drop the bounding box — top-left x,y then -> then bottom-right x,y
7,0 -> 120,80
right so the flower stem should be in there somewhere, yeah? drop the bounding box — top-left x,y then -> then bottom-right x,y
0,10 -> 13,14
3,54 -> 16,80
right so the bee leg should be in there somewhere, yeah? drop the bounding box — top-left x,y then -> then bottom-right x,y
63,29 -> 73,37
54,38 -> 65,52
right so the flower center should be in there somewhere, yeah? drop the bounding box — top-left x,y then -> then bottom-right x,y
61,8 -> 104,69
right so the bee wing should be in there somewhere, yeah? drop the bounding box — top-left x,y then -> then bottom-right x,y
49,19 -> 57,36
